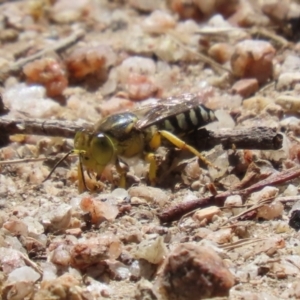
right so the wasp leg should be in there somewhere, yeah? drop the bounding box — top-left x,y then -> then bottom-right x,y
149,131 -> 161,150
77,154 -> 88,193
153,130 -> 217,169
43,150 -> 74,183
144,152 -> 158,185
87,170 -> 93,179
115,157 -> 129,188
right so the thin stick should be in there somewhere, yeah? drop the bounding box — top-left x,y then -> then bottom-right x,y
249,27 -> 289,48
0,116 -> 283,150
0,29 -> 85,82
167,33 -> 232,75
196,126 -> 283,150
0,157 -> 47,165
223,198 -> 274,225
277,195 -> 300,203
0,117 -> 92,138
158,166 -> 300,222
0,154 -> 78,165
79,153 -> 89,192
220,238 -> 266,251
18,250 -> 43,275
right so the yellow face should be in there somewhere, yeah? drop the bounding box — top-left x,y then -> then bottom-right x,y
74,131 -> 116,174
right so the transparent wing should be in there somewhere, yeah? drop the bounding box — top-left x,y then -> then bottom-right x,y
135,94 -> 206,130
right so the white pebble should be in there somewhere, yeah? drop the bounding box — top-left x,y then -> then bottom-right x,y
40,262 -> 57,281
38,203 -> 72,232
3,84 -> 60,118
134,236 -> 167,264
111,188 -> 129,201
224,195 -> 242,207
257,200 -> 284,220
208,152 -> 229,180
214,109 -> 235,129
128,186 -> 168,207
22,216 -> 44,236
193,206 -> 221,223
280,55 -> 300,73
283,184 -> 298,197
7,266 -> 40,283
142,10 -> 176,34
277,72 -> 300,91
250,186 -> 279,204
118,56 -> 156,82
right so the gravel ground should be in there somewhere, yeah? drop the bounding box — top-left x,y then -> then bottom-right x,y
1,0 -> 300,299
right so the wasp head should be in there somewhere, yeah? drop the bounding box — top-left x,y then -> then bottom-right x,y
74,131 -> 115,169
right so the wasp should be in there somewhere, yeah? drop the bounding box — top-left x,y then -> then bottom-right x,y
45,94 -> 217,192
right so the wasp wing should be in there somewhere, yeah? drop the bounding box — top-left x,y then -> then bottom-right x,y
135,94 -> 206,130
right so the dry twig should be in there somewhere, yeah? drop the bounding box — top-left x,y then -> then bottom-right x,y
0,117 -> 92,138
223,197 -> 274,225
249,27 -> 289,48
167,33 -> 232,75
0,154 -> 78,165
18,250 -> 43,275
0,117 -> 283,150
0,29 -> 85,82
158,166 -> 300,222
220,237 -> 266,251
196,126 -> 283,150
0,157 -> 47,165
277,195 -> 300,203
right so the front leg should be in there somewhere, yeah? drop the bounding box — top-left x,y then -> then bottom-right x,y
144,152 -> 159,186
77,155 -> 87,193
115,157 -> 129,188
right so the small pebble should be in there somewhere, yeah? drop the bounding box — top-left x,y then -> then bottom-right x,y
23,57 -> 68,97
193,206 -> 221,223
224,195 -> 242,207
257,201 -> 284,220
277,72 -> 300,90
142,10 -> 176,34
283,184 -> 298,196
275,95 -> 300,114
250,186 -> 279,204
7,266 -> 40,283
70,234 -> 122,268
2,84 -> 60,118
155,243 -> 235,300
134,236 -> 167,264
129,0 -> 163,12
2,279 -> 35,300
243,96 -> 274,113
38,203 -> 72,232
208,43 -> 234,64
34,273 -> 87,299
231,40 -> 275,84
66,45 -> 116,79
50,0 -> 92,23
80,194 -> 119,224
128,186 -> 168,207
231,78 -> 259,98
65,228 -> 82,237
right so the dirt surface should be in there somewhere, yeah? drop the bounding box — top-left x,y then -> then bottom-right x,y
1,0 -> 300,299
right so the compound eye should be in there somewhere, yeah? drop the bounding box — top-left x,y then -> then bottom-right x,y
91,133 -> 114,166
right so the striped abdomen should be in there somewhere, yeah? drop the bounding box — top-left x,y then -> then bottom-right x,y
158,105 -> 216,135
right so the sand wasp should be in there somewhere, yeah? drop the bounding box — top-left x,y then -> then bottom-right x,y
45,94 -> 217,192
